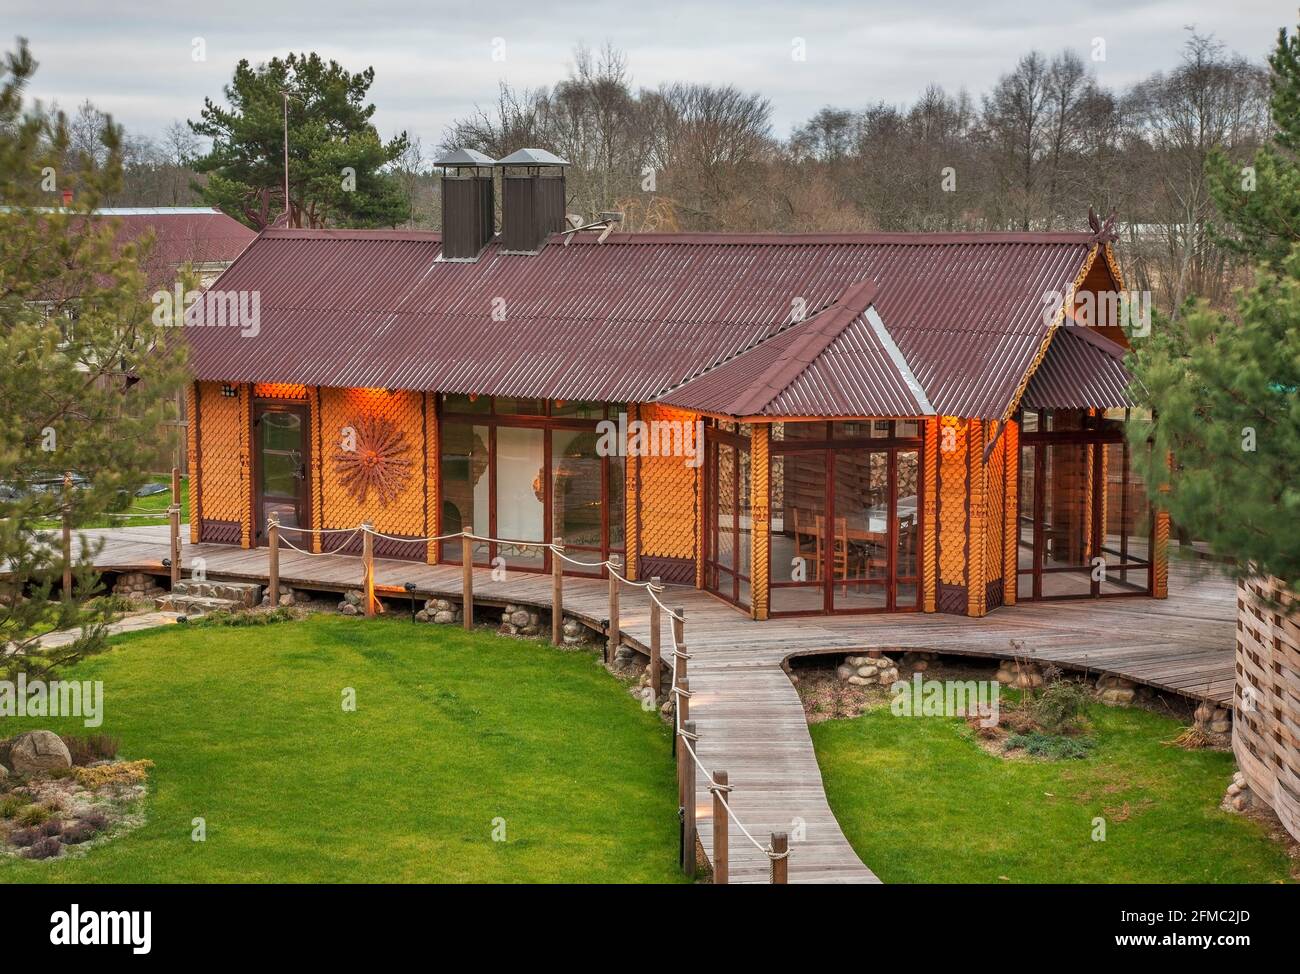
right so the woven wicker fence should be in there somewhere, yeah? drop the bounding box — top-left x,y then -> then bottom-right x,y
1234,575 -> 1300,841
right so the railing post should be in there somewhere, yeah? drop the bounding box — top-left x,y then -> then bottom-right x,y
648,576 -> 662,701
712,769 -> 729,885
678,674 -> 689,726
362,522 -> 375,618
770,831 -> 789,884
672,605 -> 686,652
551,535 -> 563,646
461,534 -> 473,630
681,719 -> 697,878
61,501 -> 72,602
169,504 -> 181,588
267,513 -> 280,606
171,465 -> 181,509
607,553 -> 621,663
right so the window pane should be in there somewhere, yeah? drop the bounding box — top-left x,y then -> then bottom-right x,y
495,425 -> 545,569
261,411 -> 301,451
552,400 -> 602,419
441,393 -> 489,414
608,454 -> 625,549
833,449 -> 889,610
495,397 -> 544,416
439,423 -> 489,562
262,452 -> 298,497
552,429 -> 603,548
770,449 -> 825,612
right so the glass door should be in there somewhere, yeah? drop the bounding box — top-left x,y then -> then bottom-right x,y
254,403 -> 309,544
705,428 -> 751,608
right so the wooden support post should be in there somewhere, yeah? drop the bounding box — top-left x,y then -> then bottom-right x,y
607,553 -> 621,662
712,769 -> 729,885
461,534 -> 473,630
551,536 -> 563,646
267,513 -> 280,606
678,674 -> 689,726
61,505 -> 72,603
681,719 -> 697,878
648,576 -> 662,701
168,504 -> 181,588
770,831 -> 789,884
362,522 -> 375,618
672,605 -> 686,651
171,465 -> 181,509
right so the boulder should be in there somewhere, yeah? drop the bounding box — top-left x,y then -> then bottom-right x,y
9,730 -> 72,773
278,593 -> 294,607
339,603 -> 359,616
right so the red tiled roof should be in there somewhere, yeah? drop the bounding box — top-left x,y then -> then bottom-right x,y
1021,325 -> 1135,410
188,228 -> 1100,418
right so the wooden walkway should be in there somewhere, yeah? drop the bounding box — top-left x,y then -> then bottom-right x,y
74,527 -> 1237,884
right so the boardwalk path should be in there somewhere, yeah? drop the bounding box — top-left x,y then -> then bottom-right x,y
74,527 -> 1236,884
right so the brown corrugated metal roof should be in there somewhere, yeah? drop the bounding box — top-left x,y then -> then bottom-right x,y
112,209 -> 256,288
188,228 -> 1099,418
658,280 -> 933,417
1021,325 -> 1135,410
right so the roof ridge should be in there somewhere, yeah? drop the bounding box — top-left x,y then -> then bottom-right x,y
726,279 -> 877,416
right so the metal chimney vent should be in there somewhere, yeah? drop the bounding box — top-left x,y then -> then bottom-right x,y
435,148 -> 498,261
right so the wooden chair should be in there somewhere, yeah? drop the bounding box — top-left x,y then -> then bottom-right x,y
792,508 -> 821,581
816,514 -> 857,594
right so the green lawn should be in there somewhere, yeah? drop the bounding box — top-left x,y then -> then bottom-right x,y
0,615 -> 684,883
32,475 -> 188,530
811,700 -> 1293,883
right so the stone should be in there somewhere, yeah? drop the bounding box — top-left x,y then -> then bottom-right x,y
339,603 -> 359,616
415,609 -> 429,622
9,730 -> 72,774
847,676 -> 870,686
836,663 -> 854,680
1210,719 -> 1231,734
278,593 -> 294,607
343,589 -> 364,607
433,610 -> 457,624
0,764 -> 7,780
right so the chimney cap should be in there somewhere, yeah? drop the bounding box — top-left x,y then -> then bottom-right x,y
495,147 -> 570,167
433,147 -> 498,167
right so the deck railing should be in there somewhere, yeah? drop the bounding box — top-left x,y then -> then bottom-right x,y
199,509 -> 792,884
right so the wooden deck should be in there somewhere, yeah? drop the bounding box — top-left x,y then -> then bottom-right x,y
75,527 -> 1237,884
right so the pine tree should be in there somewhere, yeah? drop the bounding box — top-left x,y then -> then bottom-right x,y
1131,22 -> 1300,598
0,39 -> 188,678
189,52 -> 411,229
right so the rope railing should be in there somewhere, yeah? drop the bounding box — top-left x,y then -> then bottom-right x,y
160,504 -> 788,883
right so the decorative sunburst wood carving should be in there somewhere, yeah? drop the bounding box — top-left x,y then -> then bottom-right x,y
333,414 -> 414,507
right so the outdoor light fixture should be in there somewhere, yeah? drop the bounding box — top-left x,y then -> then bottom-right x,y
221,384 -> 238,398
403,581 -> 417,623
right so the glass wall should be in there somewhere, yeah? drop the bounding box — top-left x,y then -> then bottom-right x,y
767,420 -> 925,615
704,422 -> 752,609
439,397 -> 626,574
1017,408 -> 1152,599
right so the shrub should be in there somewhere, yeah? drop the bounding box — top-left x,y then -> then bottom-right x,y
1005,731 -> 1094,760
193,607 -> 294,628
1030,678 -> 1091,734
16,803 -> 51,826
72,759 -> 154,789
8,827 -> 39,847
76,809 -> 110,831
0,795 -> 25,819
59,821 -> 98,844
39,818 -> 63,837
22,836 -> 62,859
61,733 -> 121,766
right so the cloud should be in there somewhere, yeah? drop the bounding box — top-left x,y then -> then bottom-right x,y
7,0 -> 1283,146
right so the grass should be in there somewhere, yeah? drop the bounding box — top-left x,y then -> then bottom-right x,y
811,699 -> 1294,883
32,475 -> 188,530
0,614 -> 685,883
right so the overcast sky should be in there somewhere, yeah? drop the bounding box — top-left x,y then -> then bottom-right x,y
6,0 -> 1292,149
